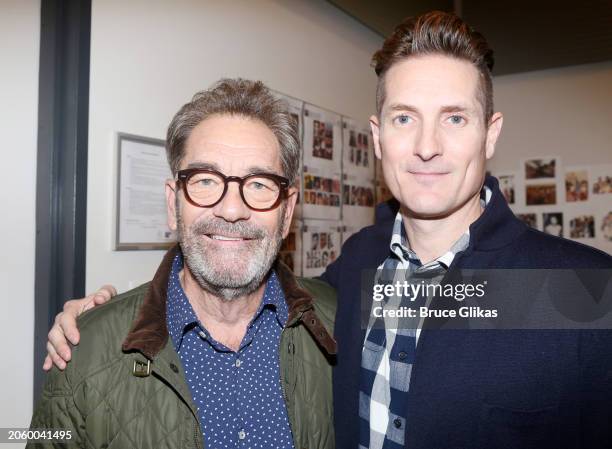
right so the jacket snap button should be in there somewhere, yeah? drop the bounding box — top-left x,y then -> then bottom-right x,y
170,363 -> 179,373
393,418 -> 402,429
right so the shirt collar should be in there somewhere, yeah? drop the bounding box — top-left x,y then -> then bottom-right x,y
166,252 -> 198,352
389,185 -> 492,269
255,269 -> 289,329
165,251 -> 288,352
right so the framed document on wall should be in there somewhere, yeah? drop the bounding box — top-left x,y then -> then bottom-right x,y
115,133 -> 176,250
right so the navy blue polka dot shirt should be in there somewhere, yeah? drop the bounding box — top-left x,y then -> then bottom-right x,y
166,252 -> 295,449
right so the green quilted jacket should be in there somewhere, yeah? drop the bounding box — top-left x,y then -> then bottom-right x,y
29,246 -> 337,449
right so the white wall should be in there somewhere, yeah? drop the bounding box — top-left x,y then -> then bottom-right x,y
0,0 -> 40,440
86,0 -> 382,293
490,61 -> 612,171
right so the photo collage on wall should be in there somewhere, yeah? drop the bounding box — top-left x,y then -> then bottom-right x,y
274,92 -> 304,220
342,117 -> 376,228
266,93 -> 388,276
342,118 -> 375,180
524,157 -> 557,206
375,157 -> 393,204
278,222 -> 303,276
301,219 -> 342,278
302,104 -> 342,223
343,182 -> 375,208
303,174 -> 342,207
494,159 -> 611,254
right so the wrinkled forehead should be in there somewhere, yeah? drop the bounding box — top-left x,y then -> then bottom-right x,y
182,115 -> 282,174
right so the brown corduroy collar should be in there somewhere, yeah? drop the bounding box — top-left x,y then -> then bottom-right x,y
122,244 -> 337,359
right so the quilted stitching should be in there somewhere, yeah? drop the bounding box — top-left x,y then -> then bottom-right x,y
75,360 -> 190,448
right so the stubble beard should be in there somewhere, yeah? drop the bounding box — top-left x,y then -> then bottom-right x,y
177,202 -> 286,301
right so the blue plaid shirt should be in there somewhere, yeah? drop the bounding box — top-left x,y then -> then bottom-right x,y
166,252 -> 294,449
359,187 -> 491,449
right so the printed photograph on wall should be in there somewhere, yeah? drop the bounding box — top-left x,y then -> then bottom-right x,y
525,157 -> 557,179
593,175 -> 612,195
602,212 -> 612,242
301,219 -> 341,277
343,183 -> 375,208
569,214 -> 595,239
342,174 -> 376,226
516,213 -> 538,229
526,184 -> 557,206
302,104 -> 342,173
499,174 -> 515,204
565,170 -> 589,202
376,183 -> 393,204
312,119 -> 334,160
342,117 -> 375,181
303,173 -> 341,207
301,165 -> 341,220
375,158 -> 393,204
279,221 -> 303,276
273,92 -> 304,219
347,130 -> 371,168
543,212 -> 563,237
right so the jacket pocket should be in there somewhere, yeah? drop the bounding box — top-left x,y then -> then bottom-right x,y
476,402 -> 560,449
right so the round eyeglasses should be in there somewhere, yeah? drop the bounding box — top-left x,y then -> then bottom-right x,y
176,168 -> 290,212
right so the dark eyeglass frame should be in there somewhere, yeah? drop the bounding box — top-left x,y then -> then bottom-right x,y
176,168 -> 291,212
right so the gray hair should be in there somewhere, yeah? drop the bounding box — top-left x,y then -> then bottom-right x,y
166,78 -> 301,184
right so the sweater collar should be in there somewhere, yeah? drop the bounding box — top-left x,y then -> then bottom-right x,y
468,175 -> 527,251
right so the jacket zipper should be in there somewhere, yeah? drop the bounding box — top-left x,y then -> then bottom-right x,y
151,368 -> 205,449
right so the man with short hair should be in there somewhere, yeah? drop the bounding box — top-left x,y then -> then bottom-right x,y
323,12 -> 612,449
30,78 -> 336,449
44,11 -> 612,449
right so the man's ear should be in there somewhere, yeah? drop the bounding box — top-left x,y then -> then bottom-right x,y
485,112 -> 503,160
165,179 -> 178,231
281,186 -> 299,239
370,114 -> 382,160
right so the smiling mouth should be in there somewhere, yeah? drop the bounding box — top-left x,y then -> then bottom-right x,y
205,234 -> 254,242
408,172 -> 450,185
409,171 -> 448,176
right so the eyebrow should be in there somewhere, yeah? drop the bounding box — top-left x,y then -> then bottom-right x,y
440,105 -> 475,114
386,103 -> 476,115
184,162 -> 282,176
386,103 -> 420,114
246,165 -> 283,176
185,161 -> 220,171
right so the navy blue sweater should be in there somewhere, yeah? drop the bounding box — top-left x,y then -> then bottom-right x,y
321,176 -> 612,449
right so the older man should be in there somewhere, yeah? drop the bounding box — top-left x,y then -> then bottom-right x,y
44,11 -> 612,449
30,79 -> 336,449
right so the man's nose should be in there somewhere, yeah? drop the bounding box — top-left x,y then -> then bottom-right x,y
211,182 -> 251,222
413,122 -> 442,161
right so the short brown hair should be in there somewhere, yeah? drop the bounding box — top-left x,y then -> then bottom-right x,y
166,78 -> 300,184
372,11 -> 494,122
